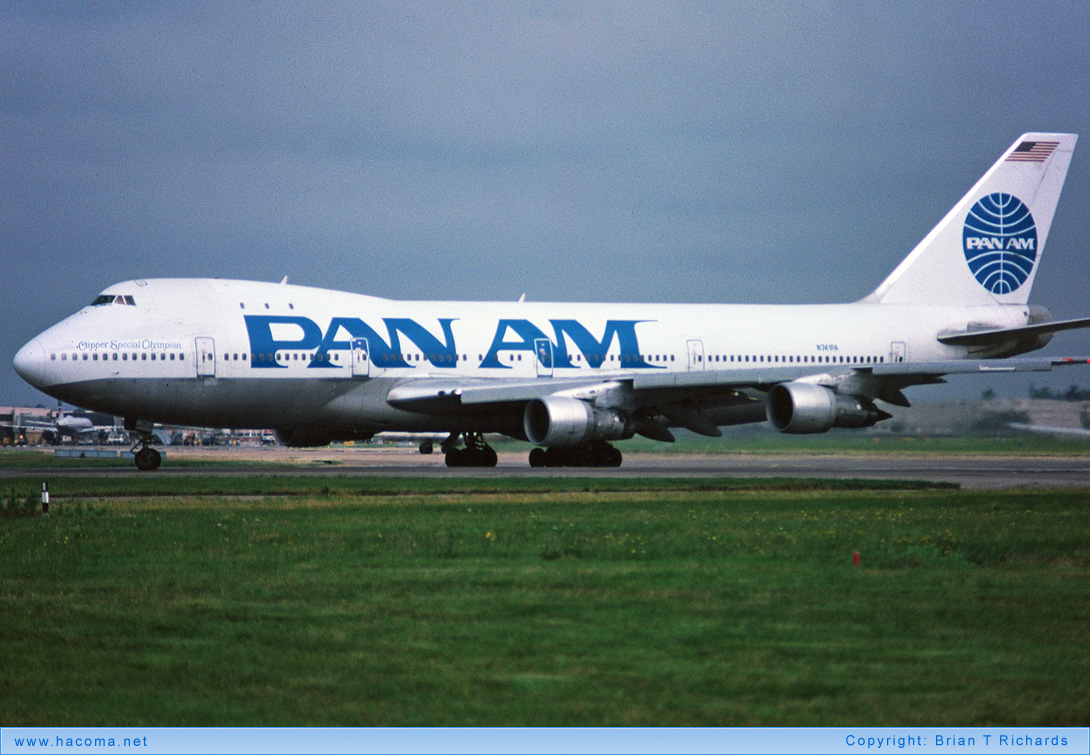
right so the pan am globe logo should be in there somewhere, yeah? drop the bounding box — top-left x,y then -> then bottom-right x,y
963,192 -> 1037,295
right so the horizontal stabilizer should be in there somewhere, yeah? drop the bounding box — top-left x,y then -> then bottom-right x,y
937,316 -> 1090,346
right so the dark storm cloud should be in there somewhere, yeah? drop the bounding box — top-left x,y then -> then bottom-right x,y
4,2 -> 1090,404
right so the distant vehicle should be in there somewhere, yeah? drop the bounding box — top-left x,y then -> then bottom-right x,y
13,132 -> 1090,471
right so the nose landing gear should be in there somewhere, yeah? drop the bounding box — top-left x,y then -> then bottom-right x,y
133,444 -> 162,471
124,418 -> 162,471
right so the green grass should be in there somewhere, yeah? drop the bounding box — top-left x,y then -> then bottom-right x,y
2,474 -> 952,501
1,479 -> 1088,726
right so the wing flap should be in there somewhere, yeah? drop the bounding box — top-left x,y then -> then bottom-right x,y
869,356 -> 1090,377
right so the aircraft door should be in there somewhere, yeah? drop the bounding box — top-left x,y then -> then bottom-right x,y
686,339 -> 705,371
890,341 -> 907,363
534,338 -> 554,377
196,337 -> 216,377
351,338 -> 371,377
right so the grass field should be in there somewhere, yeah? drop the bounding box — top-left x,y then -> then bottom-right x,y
2,477 -> 1088,726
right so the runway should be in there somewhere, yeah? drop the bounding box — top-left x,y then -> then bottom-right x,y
293,451 -> 1090,488
5,447 -> 1090,488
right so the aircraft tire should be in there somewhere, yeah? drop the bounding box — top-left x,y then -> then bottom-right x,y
445,446 -> 497,467
534,444 -> 621,468
134,447 -> 161,471
467,447 -> 496,467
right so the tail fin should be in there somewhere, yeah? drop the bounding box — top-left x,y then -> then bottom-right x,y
865,132 -> 1077,306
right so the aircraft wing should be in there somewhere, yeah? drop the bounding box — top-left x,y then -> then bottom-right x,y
386,356 -> 1090,436
389,356 -> 1090,407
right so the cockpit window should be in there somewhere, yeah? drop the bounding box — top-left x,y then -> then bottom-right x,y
91,294 -> 136,307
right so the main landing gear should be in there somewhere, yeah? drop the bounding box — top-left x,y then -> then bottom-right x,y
130,435 -> 162,471
528,441 -> 622,468
443,431 -> 498,468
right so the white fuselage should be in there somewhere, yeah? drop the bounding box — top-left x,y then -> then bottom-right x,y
14,278 -> 1029,435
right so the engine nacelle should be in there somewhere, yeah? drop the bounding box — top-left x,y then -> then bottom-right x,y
524,396 -> 634,447
766,382 -> 888,434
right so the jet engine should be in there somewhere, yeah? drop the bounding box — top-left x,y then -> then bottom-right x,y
766,382 -> 890,434
523,395 -> 634,447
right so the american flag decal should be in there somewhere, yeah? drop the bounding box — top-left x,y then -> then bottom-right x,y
1005,140 -> 1059,162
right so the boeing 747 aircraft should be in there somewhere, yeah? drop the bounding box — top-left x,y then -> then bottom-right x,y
13,133 -> 1090,470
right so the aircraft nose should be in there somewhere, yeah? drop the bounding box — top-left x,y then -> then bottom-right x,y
13,338 -> 48,389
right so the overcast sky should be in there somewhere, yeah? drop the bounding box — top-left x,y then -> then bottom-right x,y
4,2 -> 1090,406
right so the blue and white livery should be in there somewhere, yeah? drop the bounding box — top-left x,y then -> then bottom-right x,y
13,133 -> 1090,469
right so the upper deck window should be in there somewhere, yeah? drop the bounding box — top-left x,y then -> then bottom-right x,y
91,294 -> 136,307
